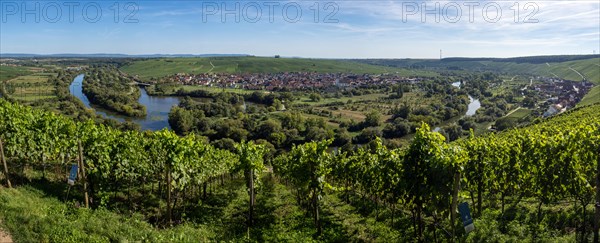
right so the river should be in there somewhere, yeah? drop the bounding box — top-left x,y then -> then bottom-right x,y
452,81 -> 481,116
68,76 -> 479,131
434,82 -> 481,132
69,74 -> 180,131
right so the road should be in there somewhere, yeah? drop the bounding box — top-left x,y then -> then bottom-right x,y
503,106 -> 522,118
208,61 -> 215,73
569,66 -> 586,80
521,78 -> 533,91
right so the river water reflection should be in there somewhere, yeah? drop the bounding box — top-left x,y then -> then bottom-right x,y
69,74 -> 180,131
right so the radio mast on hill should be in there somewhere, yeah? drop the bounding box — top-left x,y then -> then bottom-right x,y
440,50 -> 442,60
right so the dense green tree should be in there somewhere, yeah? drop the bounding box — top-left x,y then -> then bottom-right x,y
168,106 -> 195,135
333,128 -> 352,147
305,126 -> 333,142
495,117 -> 517,131
440,124 -> 462,142
354,127 -> 382,144
363,110 -> 382,127
382,118 -> 411,138
391,104 -> 411,119
309,93 -> 322,102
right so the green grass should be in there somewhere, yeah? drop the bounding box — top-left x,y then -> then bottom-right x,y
295,93 -> 387,106
0,159 -> 588,242
4,73 -> 57,101
0,173 -> 416,242
505,108 -> 532,120
0,186 -> 215,242
579,85 -> 600,106
166,84 -> 258,95
121,56 -> 437,81
523,58 -> 600,85
7,73 -> 52,84
0,66 -> 34,82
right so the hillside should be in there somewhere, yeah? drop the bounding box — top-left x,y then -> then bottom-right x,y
120,56 -> 436,81
357,56 -> 600,105
1,99 -> 599,242
357,56 -> 599,83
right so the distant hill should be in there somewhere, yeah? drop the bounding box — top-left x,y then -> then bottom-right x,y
356,55 -> 600,106
119,56 -> 438,81
0,53 -> 250,58
442,55 -> 600,64
356,55 -> 600,84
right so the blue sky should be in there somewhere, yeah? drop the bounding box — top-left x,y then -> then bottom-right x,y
1,0 -> 598,58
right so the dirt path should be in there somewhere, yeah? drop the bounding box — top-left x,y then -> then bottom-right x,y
503,106 -> 522,118
569,66 -> 586,80
208,61 -> 215,73
0,224 -> 13,243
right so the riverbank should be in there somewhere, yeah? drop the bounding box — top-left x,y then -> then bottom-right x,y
83,68 -> 147,117
70,75 -> 180,131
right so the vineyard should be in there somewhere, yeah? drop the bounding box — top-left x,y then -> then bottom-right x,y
1,99 -> 599,242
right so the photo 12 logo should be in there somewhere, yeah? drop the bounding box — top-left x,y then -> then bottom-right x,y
400,1 -> 539,23
1,1 -> 139,23
201,2 -> 340,23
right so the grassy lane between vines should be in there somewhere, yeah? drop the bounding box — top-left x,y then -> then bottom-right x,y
183,174 -> 317,242
322,190 -> 583,242
0,172 -> 591,242
0,185 -> 216,242
0,173 -> 323,242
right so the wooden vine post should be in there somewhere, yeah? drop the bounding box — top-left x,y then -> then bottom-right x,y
451,171 -> 461,238
167,162 -> 173,225
0,139 -> 12,188
595,145 -> 600,243
248,168 -> 255,226
78,141 -> 89,208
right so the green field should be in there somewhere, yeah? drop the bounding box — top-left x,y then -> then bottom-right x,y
121,56 -> 437,81
504,107 -> 532,120
359,57 -> 600,84
579,85 -> 600,106
3,73 -> 57,101
0,66 -> 35,82
150,84 -> 259,95
436,58 -> 600,84
296,92 -> 388,106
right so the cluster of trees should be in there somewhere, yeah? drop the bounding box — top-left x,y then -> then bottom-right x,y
152,84 -> 296,109
473,95 -> 511,123
83,67 -> 146,117
52,70 -> 142,131
387,83 -> 410,99
168,95 -> 339,152
1,69 -> 139,131
50,70 -> 100,121
168,76 -> 480,148
164,71 -> 538,145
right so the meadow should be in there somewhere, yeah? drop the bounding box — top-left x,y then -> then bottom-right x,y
0,65 -> 35,82
2,72 -> 57,101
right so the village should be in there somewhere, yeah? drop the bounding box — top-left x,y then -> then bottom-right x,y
529,78 -> 595,117
162,72 -> 422,90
